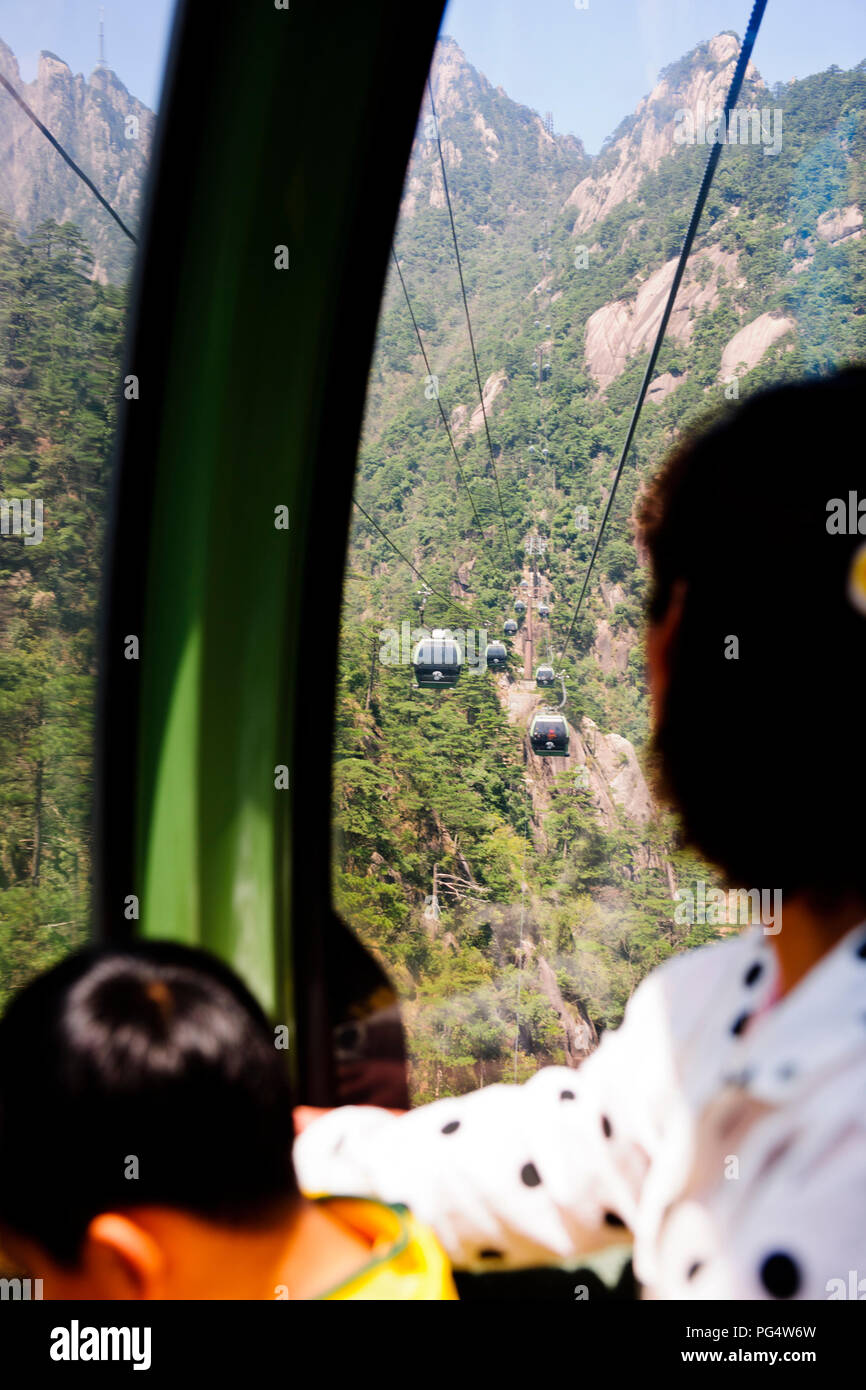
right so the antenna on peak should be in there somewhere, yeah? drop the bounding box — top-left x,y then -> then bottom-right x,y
97,7 -> 107,69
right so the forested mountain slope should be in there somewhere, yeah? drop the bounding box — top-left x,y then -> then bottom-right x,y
0,216 -> 126,1006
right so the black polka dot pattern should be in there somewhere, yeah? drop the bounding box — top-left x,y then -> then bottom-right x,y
478,1248 -> 504,1260
441,1120 -> 460,1135
604,1210 -> 625,1228
857,938 -> 866,960
744,960 -> 764,986
686,1261 -> 703,1281
601,1114 -> 613,1139
730,1012 -> 751,1036
560,1089 -> 576,1101
520,1161 -> 542,1188
760,1251 -> 801,1299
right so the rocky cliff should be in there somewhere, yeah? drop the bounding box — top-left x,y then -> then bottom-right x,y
564,33 -> 764,235
0,40 -> 153,282
400,35 -> 588,223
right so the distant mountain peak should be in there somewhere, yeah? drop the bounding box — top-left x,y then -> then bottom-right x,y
566,31 -> 765,234
38,49 -> 69,69
0,36 -> 154,282
398,36 -> 587,221
429,33 -> 493,118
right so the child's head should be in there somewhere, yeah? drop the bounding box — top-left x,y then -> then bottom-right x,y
640,366 -> 866,912
0,941 -> 297,1296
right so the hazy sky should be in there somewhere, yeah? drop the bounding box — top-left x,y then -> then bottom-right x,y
0,1 -> 864,152
0,0 -> 175,109
444,0 -> 866,152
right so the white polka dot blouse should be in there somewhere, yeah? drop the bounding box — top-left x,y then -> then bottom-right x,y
294,924 -> 866,1298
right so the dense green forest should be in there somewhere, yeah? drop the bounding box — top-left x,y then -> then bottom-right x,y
0,214 -> 126,1008
2,36 -> 866,1102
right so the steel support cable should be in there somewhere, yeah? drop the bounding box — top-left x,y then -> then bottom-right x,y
427,76 -> 512,554
0,72 -> 137,244
556,0 -> 768,667
0,74 -> 490,657
390,244 -> 486,533
351,497 -> 479,625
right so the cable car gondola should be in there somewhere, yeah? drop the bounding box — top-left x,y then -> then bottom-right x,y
529,711 -> 570,757
485,641 -> 508,671
503,619 -> 518,637
514,599 -> 526,615
535,664 -> 555,687
412,629 -> 462,688
537,603 -> 550,619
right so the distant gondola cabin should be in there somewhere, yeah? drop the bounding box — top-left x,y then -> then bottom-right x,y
514,600 -> 526,615
485,641 -> 508,671
535,664 -> 555,687
412,629 -> 462,688
503,619 -> 518,636
537,604 -> 550,619
529,712 -> 569,757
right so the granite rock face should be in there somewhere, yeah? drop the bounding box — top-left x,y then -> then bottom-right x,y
0,40 -> 154,283
565,33 -> 764,235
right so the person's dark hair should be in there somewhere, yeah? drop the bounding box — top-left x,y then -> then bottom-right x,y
639,366 -> 866,909
0,941 -> 297,1265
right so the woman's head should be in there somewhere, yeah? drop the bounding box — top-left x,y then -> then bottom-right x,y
639,367 -> 866,909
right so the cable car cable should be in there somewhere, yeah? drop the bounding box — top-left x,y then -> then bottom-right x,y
351,497 -> 478,624
555,0 -> 768,667
390,245 -> 486,533
13,59 -> 495,635
427,77 -> 513,555
0,72 -> 138,244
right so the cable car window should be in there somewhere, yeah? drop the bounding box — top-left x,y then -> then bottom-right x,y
0,5 -> 178,1010
328,0 -> 866,1105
